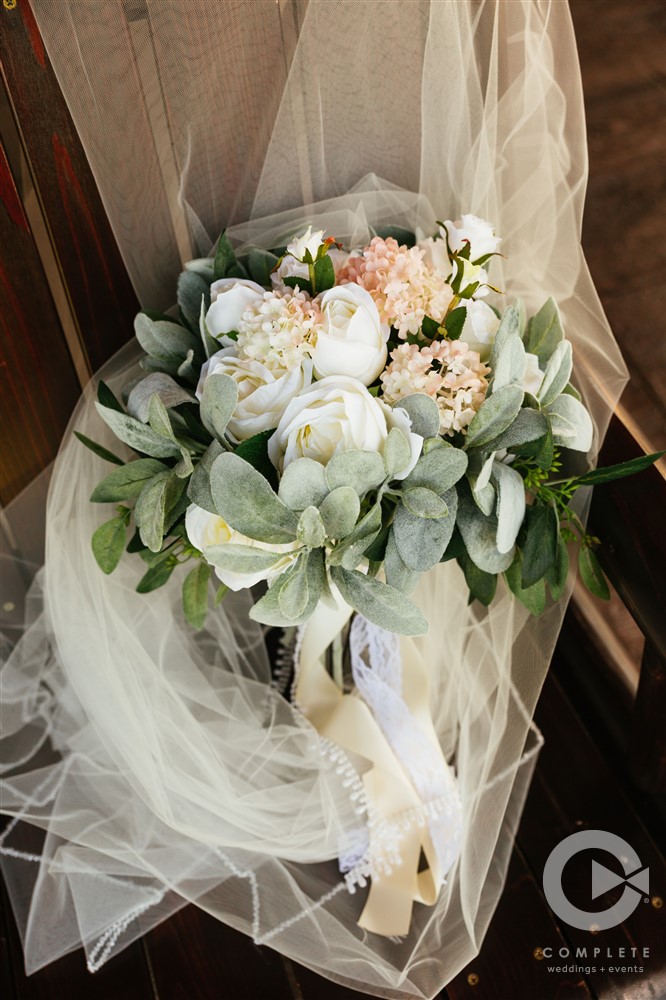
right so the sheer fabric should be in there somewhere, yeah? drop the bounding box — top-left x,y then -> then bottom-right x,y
1,2 -> 628,996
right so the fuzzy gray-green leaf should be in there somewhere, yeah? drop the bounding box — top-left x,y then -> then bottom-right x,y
200,373 -> 238,442
393,393 -> 440,439
278,457 -> 329,510
537,340 -> 572,408
249,548 -> 324,626
297,506 -> 327,548
278,560 -> 310,619
90,458 -> 167,502
134,312 -> 199,363
203,542 -> 288,575
491,334 -> 526,393
464,384 -> 524,451
383,427 -> 412,477
404,446 -> 467,493
330,567 -> 428,636
457,489 -> 514,573
545,393 -> 593,452
402,487 -> 449,519
188,440 -> 224,514
393,488 -> 457,571
95,402 -> 182,459
492,461 -> 526,554
210,452 -> 298,543
523,297 -> 564,365
318,486 -> 360,539
325,450 -> 386,495
127,374 -> 194,423
384,531 -> 420,594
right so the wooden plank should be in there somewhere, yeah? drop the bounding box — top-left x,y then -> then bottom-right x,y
517,672 -> 666,1000
0,136 -> 81,504
446,849 -> 591,1000
144,905 -> 295,1000
0,0 -> 138,373
1,878 -> 156,1000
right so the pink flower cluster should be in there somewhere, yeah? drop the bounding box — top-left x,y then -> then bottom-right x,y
237,290 -> 323,372
380,340 -> 491,436
339,236 -> 453,339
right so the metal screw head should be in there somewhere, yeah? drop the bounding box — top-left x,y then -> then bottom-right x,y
3,0 -> 18,11
652,896 -> 663,909
533,947 -> 545,960
467,972 -> 480,986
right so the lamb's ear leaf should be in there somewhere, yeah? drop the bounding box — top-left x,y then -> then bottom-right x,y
318,487 -> 360,540
393,393 -> 440,439
90,458 -> 168,502
188,441 -> 224,514
523,297 -> 564,365
200,373 -> 238,442
325,450 -> 386,495
95,403 -> 182,459
279,457 -> 329,510
330,566 -> 428,636
393,488 -> 457,571
464,385 -> 524,451
250,549 -> 324,626
210,452 -> 298,543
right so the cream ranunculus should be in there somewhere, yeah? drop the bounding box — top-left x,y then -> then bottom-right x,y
417,236 -> 452,279
459,300 -> 501,360
287,225 -> 325,261
196,349 -> 313,442
268,375 -> 422,479
185,504 -> 301,591
312,283 -> 388,386
442,214 -> 501,260
205,278 -> 265,339
451,256 -> 489,299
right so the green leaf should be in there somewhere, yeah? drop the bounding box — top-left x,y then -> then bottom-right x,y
523,297 -> 564,365
278,558 -> 310,619
318,487 -> 360,540
177,269 -> 210,334
328,502 -> 382,570
330,567 -> 428,636
97,381 -> 124,413
95,402 -> 182,459
578,545 -> 610,600
521,504 -> 559,587
444,306 -> 467,341
394,393 -> 440,439
297,506 -> 327,548
134,313 -> 199,364
213,231 -> 237,280
482,408 -> 549,456
249,548 -> 324,626
384,531 -> 420,595
234,429 -> 278,491
184,257 -> 215,281
546,533 -> 569,602
90,458 -> 168,502
383,427 -> 412,477
402,486 -> 449,519
215,583 -> 230,605
313,254 -> 335,293
74,431 -> 125,466
134,472 -> 170,552
459,552 -> 497,607
91,515 -> 127,574
504,552 -> 546,615
404,446 -> 468,493
545,394 -> 593,452
491,334 -> 526,394
572,451 -> 665,488
188,440 -> 223,514
421,316 -> 441,339
200,373 -> 239,442
247,248 -> 278,286
537,340 -> 573,407
126,374 -> 194,423
468,451 -> 496,515
283,274 -> 313,295
182,561 -> 212,630
464,385 -> 524,451
210,452 -> 298,543
325,450 -> 386,495
204,542 -> 287,575
489,306 -> 520,371
278,457 -> 329,510
456,488 -> 514,574
136,558 -> 176,594
374,225 -> 415,246
393,488 -> 457,571
492,461 -> 526,554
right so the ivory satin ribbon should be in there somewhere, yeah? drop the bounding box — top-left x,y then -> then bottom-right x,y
295,597 -> 459,936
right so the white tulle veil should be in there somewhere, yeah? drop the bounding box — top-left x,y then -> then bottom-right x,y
1,2 -> 627,996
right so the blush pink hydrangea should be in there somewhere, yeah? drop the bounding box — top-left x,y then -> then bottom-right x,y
236,290 -> 322,372
339,236 -> 453,339
380,340 -> 491,437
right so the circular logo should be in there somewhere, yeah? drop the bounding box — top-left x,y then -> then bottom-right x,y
543,829 -> 649,931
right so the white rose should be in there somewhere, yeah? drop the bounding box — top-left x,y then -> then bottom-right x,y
271,255 -> 310,293
522,353 -> 545,396
287,225 -> 325,261
459,300 -> 500,360
442,214 -> 501,260
312,284 -> 388,386
268,375 -> 422,479
418,236 -> 452,278
205,278 -> 265,339
196,349 -> 313,442
185,504 -> 300,591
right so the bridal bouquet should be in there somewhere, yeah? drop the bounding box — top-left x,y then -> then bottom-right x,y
82,218 -> 658,633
